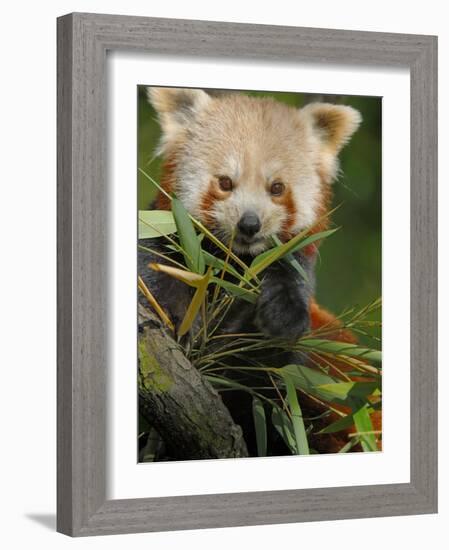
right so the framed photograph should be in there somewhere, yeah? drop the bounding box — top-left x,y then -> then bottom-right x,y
57,13 -> 437,536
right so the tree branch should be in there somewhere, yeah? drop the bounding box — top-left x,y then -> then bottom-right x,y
138,304 -> 248,460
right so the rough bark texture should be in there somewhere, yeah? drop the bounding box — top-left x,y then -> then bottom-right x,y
138,304 -> 248,460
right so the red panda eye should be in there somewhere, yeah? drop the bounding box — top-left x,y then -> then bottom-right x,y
270,181 -> 285,196
218,175 -> 233,192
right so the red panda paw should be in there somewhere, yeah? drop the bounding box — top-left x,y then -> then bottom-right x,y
255,276 -> 310,340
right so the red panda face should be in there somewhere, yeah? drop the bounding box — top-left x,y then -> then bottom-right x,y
148,88 -> 361,256
190,143 -> 321,255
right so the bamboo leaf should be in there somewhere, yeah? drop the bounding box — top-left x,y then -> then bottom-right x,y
280,364 -> 337,386
202,251 -> 241,280
278,364 -> 339,403
204,375 -> 242,390
248,227 -> 339,279
351,400 -> 378,452
282,374 -> 310,455
137,276 -> 174,332
203,250 -> 255,288
149,263 -> 204,287
289,228 -> 340,254
178,267 -> 213,336
338,438 -> 361,453
266,235 -> 311,283
318,413 -> 354,434
297,338 -> 382,363
139,167 -> 172,201
172,197 -> 205,274
315,381 -> 379,401
281,254 -> 310,283
192,218 -> 254,278
138,210 -> 176,239
272,406 -> 297,454
204,374 -> 257,393
211,278 -> 258,303
250,246 -> 280,270
279,365 -> 378,404
252,398 -> 267,457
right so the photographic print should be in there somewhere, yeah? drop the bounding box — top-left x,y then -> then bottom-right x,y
137,86 -> 382,462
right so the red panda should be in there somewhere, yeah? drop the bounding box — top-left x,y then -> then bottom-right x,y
139,87 -> 381,455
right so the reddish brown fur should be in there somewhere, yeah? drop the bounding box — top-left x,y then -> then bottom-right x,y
279,169 -> 332,257
309,298 -> 356,344
198,179 -> 230,227
274,186 -> 298,235
154,157 -> 177,210
314,167 -> 334,232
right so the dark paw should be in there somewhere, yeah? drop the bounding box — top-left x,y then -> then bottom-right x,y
255,279 -> 310,340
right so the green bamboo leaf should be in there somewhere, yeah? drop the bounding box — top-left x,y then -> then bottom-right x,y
204,375 -> 245,391
138,167 -> 172,201
289,228 -> 340,254
252,398 -> 267,457
315,381 -> 379,401
178,267 -> 212,336
297,338 -> 382,363
172,197 -> 205,274
138,210 -> 177,239
280,364 -> 336,386
272,406 -> 297,454
285,256 -> 310,282
279,365 -> 378,404
248,237 -> 307,277
351,399 -> 378,452
211,278 -> 258,303
250,246 -> 279,269
318,413 -> 355,434
282,374 -> 310,455
296,398 -> 377,440
278,364 -> 338,402
338,438 -> 361,453
248,227 -> 339,278
149,263 -> 205,287
271,235 -> 310,283
192,218 -> 254,278
202,251 -> 245,282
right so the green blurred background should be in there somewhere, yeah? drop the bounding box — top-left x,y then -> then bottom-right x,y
138,87 -> 382,334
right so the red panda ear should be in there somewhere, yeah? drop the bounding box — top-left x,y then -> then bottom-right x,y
301,103 -> 362,153
147,87 -> 211,152
147,87 -> 211,117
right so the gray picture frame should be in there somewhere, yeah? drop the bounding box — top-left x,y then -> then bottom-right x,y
57,12 -> 438,537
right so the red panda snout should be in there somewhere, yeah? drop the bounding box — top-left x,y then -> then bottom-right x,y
237,211 -> 261,238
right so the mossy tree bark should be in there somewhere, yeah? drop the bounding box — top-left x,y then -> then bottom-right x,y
138,304 -> 248,460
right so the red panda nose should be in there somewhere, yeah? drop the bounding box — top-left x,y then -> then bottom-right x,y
237,211 -> 261,238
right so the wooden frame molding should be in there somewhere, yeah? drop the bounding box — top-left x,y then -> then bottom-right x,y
57,12 -> 437,536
